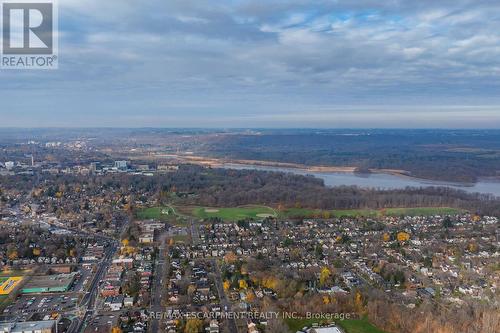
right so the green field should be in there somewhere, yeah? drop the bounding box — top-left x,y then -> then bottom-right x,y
192,206 -> 277,221
338,318 -> 387,333
0,278 -> 8,284
285,317 -> 387,333
384,207 -> 463,216
138,205 -> 463,223
279,207 -> 463,219
136,206 -> 175,221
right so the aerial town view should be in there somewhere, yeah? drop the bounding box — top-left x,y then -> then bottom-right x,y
1,0 -> 499,333
0,130 -> 498,333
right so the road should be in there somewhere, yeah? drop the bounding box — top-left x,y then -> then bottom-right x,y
71,242 -> 117,333
149,231 -> 169,333
190,219 -> 200,246
211,259 -> 238,333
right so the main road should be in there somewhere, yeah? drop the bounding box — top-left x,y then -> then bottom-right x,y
71,241 -> 117,333
211,259 -> 238,333
149,231 -> 169,333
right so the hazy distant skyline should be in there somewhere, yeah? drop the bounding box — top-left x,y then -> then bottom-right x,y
1,0 -> 500,128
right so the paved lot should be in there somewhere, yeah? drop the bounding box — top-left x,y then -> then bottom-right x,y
2,293 -> 79,321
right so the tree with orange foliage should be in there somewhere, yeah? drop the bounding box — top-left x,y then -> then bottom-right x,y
354,290 -> 365,313
7,246 -> 18,260
239,279 -> 248,289
319,267 -> 331,286
111,327 -> 122,333
397,231 -> 410,242
246,291 -> 255,302
223,252 -> 237,264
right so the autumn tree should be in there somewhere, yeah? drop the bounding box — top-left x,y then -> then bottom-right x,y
184,318 -> 203,333
319,267 -> 331,287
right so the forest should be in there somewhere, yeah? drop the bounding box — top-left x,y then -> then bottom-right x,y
3,165 -> 499,216
197,129 -> 500,183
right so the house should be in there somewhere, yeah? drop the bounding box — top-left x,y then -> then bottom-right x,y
124,297 -> 134,307
105,295 -> 124,311
247,322 -> 259,333
139,234 -> 154,244
208,319 -> 219,333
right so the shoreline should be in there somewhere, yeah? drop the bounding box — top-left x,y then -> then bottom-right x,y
147,153 -> 487,186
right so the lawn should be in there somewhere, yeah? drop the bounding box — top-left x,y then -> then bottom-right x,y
338,318 -> 387,333
383,207 -> 464,216
136,207 -> 175,221
139,205 -> 463,222
192,205 -> 277,221
279,207 -> 463,219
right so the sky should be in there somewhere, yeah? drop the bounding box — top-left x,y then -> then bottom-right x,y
1,0 -> 500,128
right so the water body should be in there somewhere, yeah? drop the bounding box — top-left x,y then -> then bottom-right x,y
222,163 -> 500,197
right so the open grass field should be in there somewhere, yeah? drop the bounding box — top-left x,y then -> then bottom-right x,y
138,205 -> 463,223
136,206 -> 175,221
192,205 -> 277,221
279,207 -> 464,219
338,318 -> 387,333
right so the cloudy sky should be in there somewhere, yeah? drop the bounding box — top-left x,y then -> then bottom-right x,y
1,0 -> 500,128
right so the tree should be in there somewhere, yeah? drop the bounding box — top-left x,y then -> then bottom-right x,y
184,318 -> 203,333
7,246 -> 18,260
319,267 -> 331,287
224,252 -> 237,264
239,279 -> 248,289
397,231 -> 410,242
223,280 -> 231,291
246,291 -> 255,302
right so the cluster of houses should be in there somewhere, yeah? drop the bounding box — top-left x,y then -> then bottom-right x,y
164,245 -> 222,333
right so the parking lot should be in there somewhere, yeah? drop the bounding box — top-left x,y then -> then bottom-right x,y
2,294 -> 79,321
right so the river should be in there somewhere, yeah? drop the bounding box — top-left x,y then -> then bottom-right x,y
221,163 -> 500,197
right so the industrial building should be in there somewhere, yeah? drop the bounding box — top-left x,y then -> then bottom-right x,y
21,273 -> 77,294
0,320 -> 57,333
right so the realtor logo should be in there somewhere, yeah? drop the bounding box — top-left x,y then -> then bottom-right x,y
1,0 -> 58,69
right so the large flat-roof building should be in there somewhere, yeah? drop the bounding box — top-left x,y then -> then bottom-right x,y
0,320 -> 57,333
21,273 -> 77,294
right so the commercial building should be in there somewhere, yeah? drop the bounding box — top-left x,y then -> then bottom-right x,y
21,273 -> 77,294
0,320 -> 57,333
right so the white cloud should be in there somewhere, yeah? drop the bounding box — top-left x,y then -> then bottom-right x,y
1,0 -> 500,127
